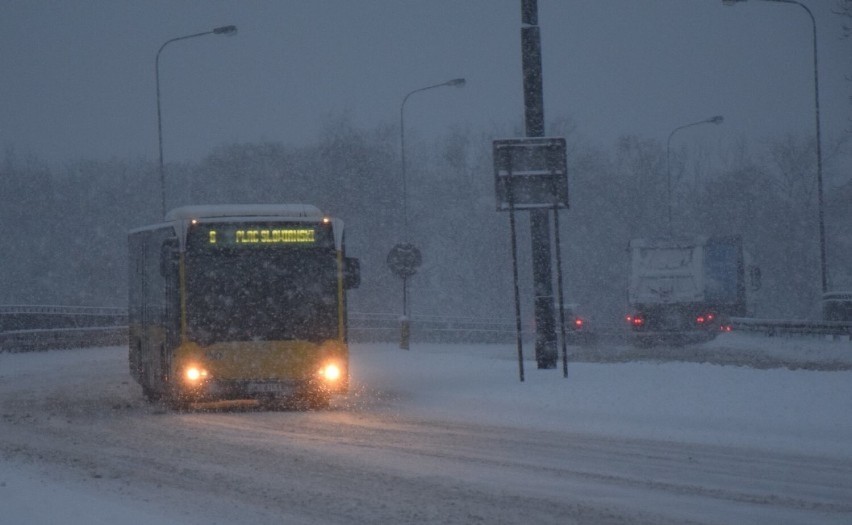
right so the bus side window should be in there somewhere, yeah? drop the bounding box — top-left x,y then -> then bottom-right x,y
160,239 -> 179,278
344,257 -> 360,289
160,238 -> 181,339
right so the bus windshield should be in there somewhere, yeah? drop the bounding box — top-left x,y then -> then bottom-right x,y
185,248 -> 338,345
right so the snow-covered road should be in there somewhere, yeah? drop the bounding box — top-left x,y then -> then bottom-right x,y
2,336 -> 851,524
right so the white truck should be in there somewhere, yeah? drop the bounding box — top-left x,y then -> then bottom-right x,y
626,235 -> 759,346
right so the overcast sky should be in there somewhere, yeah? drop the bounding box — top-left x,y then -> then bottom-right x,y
2,1 -> 850,175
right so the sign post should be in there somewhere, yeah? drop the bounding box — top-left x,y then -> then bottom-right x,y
387,242 -> 422,350
494,137 -> 568,380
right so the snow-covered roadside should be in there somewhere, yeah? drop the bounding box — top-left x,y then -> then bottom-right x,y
2,333 -> 851,524
349,336 -> 852,459
0,460 -> 186,525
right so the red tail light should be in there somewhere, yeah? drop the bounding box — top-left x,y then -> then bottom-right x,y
626,314 -> 644,327
696,313 -> 715,325
574,318 -> 584,328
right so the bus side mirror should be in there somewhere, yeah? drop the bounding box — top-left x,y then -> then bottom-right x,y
748,265 -> 762,292
344,257 -> 361,289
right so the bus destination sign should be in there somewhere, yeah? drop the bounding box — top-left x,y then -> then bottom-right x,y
211,228 -> 315,245
189,223 -> 327,249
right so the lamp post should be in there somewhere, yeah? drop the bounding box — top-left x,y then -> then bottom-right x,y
666,115 -> 724,235
400,78 -> 466,240
156,25 -> 237,218
723,0 -> 828,293
395,78 -> 465,349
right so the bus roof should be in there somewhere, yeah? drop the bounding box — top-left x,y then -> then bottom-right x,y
165,204 -> 324,222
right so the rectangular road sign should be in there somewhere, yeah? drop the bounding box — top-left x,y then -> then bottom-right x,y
493,137 -> 568,211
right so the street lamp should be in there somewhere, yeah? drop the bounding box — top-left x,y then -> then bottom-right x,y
723,0 -> 828,293
396,77 -> 465,349
156,25 -> 237,218
400,78 -> 466,240
666,115 -> 724,235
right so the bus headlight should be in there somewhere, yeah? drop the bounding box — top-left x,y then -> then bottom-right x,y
318,363 -> 342,382
184,366 -> 209,383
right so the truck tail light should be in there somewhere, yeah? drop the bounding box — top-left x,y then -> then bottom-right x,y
627,314 -> 644,327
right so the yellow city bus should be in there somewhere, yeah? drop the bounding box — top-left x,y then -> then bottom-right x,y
128,204 -> 360,409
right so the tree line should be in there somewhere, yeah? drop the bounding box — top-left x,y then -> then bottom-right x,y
1,115 -> 849,324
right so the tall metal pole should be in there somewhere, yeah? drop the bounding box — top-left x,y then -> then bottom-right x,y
521,0 -> 557,369
795,1 -> 829,294
156,25 -> 237,219
723,0 -> 828,293
400,78 -> 465,243
507,171 -> 525,382
397,78 -> 465,348
666,116 -> 724,236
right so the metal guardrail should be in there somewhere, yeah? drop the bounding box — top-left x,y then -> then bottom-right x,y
0,305 -> 127,316
349,312 -> 521,344
0,326 -> 128,353
0,309 -> 526,351
0,305 -> 128,334
4,304 -> 850,352
1,310 -> 536,349
0,305 -> 128,352
731,317 -> 852,338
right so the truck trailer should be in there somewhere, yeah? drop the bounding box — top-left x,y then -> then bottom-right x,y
626,235 -> 759,346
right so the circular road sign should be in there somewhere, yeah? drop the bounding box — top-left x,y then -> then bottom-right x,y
387,243 -> 422,279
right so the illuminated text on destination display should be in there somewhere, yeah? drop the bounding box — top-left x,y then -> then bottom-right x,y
206,228 -> 315,245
